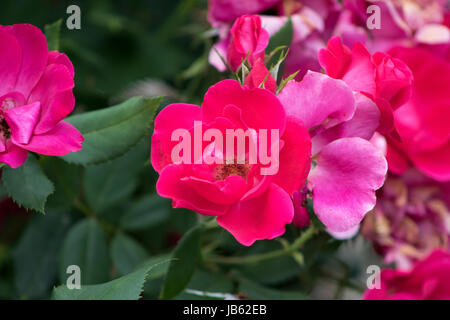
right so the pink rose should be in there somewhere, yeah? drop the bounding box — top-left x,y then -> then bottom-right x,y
319,36 -> 413,136
386,46 -> 450,181
151,79 -> 311,246
364,250 -> 450,300
0,24 -> 83,168
227,15 -> 270,72
278,71 -> 387,234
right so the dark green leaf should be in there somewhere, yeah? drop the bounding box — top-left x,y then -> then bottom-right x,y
83,142 -> 148,214
120,195 -> 171,231
61,96 -> 162,165
13,211 -> 71,299
160,225 -> 202,299
41,157 -> 82,210
59,218 -> 110,285
111,233 -> 149,276
2,155 -> 54,213
53,264 -> 154,300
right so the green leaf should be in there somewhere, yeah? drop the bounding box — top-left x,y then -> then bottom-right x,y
61,96 -> 162,165
160,225 -> 202,300
59,218 -> 110,285
53,264 -> 156,300
13,211 -> 72,299
238,277 -> 308,300
44,19 -> 62,51
111,233 -> 149,276
83,142 -> 148,214
120,195 -> 171,231
2,155 -> 54,213
266,18 -> 293,54
41,157 -> 82,210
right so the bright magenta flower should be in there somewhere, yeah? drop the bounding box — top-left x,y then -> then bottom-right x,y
151,79 -> 311,246
0,24 -> 83,168
364,249 -> 450,300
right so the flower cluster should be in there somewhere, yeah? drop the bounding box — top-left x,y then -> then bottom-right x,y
152,39 -> 388,245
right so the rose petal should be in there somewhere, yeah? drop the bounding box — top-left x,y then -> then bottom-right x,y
409,142 -> 450,182
278,71 -> 355,130
183,175 -> 248,205
28,64 -> 75,134
217,183 -> 294,246
19,121 -> 83,156
4,101 -> 41,145
151,103 -> 202,173
5,24 -> 48,98
309,137 -> 387,232
273,117 -> 311,195
47,51 -> 75,78
0,30 -> 22,96
311,92 -> 380,154
0,143 -> 28,168
244,58 -> 277,93
156,164 -> 229,216
202,79 -> 286,133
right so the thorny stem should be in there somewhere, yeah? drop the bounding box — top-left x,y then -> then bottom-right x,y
206,225 -> 316,265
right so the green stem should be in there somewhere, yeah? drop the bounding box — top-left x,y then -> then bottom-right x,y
206,225 -> 316,265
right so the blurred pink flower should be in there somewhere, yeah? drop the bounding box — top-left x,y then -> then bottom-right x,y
341,0 -> 450,51
208,0 -> 280,24
363,169 -> 450,270
364,249 -> 450,299
386,46 -> 450,181
0,24 -> 83,168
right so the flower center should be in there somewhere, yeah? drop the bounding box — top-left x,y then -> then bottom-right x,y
215,163 -> 251,181
0,98 -> 16,141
